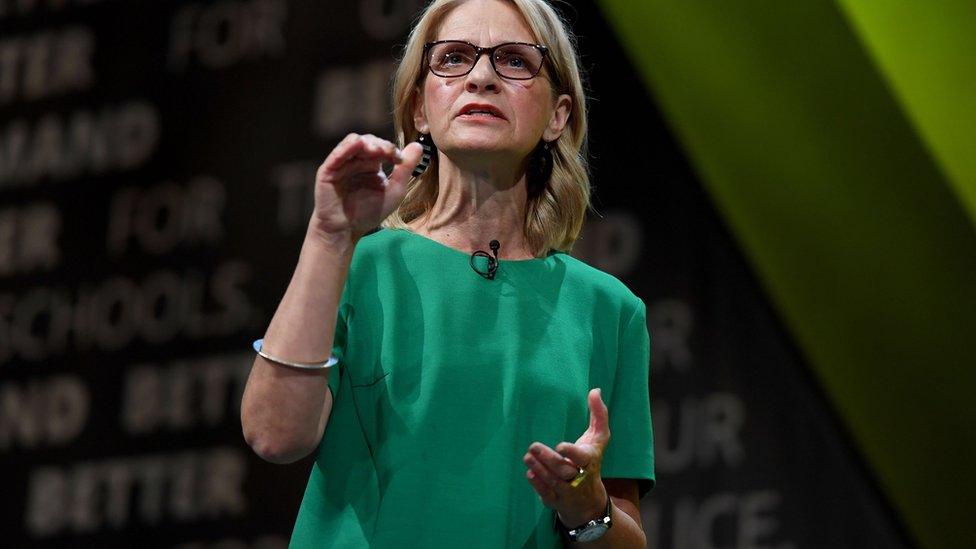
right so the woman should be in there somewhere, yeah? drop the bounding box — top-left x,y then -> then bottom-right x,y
241,0 -> 654,546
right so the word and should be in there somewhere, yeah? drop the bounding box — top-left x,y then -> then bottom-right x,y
0,101 -> 160,189
0,374 -> 88,451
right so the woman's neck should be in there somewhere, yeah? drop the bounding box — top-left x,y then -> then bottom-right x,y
407,153 -> 534,259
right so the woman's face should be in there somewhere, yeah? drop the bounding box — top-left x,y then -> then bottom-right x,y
414,0 -> 571,166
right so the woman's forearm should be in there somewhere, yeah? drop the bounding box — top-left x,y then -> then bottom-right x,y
240,221 -> 358,463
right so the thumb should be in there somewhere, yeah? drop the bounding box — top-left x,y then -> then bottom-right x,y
387,142 -> 425,193
587,388 -> 611,444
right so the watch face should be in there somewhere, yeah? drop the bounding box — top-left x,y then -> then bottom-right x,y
577,524 -> 609,542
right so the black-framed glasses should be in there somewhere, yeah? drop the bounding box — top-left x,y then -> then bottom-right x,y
423,40 -> 549,80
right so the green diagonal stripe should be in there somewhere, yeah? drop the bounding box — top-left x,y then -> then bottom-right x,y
595,1 -> 976,548
836,0 -> 976,231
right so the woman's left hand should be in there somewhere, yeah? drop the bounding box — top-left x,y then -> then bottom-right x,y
523,388 -> 611,527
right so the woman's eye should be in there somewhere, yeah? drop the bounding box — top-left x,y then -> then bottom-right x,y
496,53 -> 527,69
442,51 -> 469,66
507,56 -> 525,68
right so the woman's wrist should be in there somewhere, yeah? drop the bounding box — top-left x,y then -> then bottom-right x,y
305,223 -> 360,257
556,493 -> 609,528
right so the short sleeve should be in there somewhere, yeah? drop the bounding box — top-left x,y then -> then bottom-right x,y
600,297 -> 655,500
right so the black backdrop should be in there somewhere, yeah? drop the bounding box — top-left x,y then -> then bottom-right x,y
0,1 -> 912,547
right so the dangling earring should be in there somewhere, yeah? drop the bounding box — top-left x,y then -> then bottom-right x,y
527,140 -> 553,196
412,133 -> 437,177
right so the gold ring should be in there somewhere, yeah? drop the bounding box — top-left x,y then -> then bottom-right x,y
569,465 -> 587,488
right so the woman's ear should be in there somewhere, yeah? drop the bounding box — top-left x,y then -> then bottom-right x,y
543,94 -> 572,142
413,87 -> 429,134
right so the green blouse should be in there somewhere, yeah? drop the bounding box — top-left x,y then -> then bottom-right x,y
290,228 -> 654,548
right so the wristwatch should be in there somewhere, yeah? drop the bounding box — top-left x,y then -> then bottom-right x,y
556,496 -> 613,542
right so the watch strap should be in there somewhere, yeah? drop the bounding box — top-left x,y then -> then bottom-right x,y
556,495 -> 613,542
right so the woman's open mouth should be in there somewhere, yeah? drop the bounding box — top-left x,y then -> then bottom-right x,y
457,103 -> 507,120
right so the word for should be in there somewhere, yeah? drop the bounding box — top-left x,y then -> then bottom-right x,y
0,101 -> 160,189
168,0 -> 286,71
25,447 -> 247,537
0,201 -> 60,277
0,25 -> 94,105
653,393 -> 746,473
122,351 -> 251,435
645,490 -> 795,549
107,177 -> 225,257
0,261 -> 255,363
313,59 -> 396,139
0,374 -> 87,452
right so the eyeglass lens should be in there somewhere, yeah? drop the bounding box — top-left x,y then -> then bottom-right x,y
428,42 -> 544,79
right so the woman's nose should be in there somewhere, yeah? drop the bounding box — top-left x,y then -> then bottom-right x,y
465,54 -> 499,92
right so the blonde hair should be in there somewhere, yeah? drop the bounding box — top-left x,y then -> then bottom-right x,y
382,0 -> 591,257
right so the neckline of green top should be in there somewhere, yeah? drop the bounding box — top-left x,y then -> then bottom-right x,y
397,228 -> 561,265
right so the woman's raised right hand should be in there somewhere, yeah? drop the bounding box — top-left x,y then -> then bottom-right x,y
311,133 -> 424,241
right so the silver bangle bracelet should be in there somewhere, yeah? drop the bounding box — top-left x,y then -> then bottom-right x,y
252,339 -> 338,370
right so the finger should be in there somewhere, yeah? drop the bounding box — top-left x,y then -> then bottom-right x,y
322,136 -> 398,177
361,135 -> 401,163
331,158 -> 387,183
526,469 -> 556,504
555,442 -> 594,473
529,442 -> 579,480
587,388 -> 611,444
345,172 -> 385,188
388,142 -> 423,184
320,133 -> 366,173
352,140 -> 398,164
384,142 -> 424,208
523,452 -> 562,489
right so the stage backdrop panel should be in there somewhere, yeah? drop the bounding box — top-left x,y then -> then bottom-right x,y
1,1 -> 912,547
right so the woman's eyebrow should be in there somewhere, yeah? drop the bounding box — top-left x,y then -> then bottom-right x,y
433,36 -> 535,45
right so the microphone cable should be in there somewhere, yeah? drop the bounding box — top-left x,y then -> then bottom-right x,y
470,240 -> 500,280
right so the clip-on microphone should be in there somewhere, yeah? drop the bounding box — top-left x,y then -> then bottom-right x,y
470,240 -> 500,280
